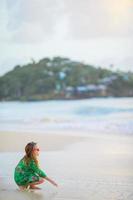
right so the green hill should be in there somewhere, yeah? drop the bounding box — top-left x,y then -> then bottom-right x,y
0,57 -> 133,101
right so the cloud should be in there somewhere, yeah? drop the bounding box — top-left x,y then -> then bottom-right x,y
0,0 -> 132,74
6,0 -> 64,43
4,0 -> 133,44
0,1 -> 12,43
63,0 -> 133,39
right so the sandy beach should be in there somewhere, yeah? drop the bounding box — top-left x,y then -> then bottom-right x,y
0,131 -> 133,200
0,131 -> 84,152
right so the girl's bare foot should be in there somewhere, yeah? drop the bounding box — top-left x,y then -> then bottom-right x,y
30,185 -> 41,190
19,186 -> 28,191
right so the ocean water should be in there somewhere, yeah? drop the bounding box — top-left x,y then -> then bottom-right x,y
0,97 -> 133,135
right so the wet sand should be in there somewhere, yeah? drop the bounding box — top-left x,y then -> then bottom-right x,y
0,131 -> 133,200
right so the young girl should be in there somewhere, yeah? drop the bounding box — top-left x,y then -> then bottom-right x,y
14,142 -> 58,190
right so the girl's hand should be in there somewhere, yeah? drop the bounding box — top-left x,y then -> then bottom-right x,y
51,180 -> 58,187
45,177 -> 58,187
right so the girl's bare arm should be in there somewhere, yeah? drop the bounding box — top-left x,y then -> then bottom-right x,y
45,176 -> 58,187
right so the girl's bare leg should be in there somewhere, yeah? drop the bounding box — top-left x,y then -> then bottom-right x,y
29,178 -> 45,189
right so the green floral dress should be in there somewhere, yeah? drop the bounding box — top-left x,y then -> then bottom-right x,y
14,158 -> 47,186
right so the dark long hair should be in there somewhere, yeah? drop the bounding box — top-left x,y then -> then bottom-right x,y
23,142 -> 39,166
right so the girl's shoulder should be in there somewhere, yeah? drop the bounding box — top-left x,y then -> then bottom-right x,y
30,159 -> 39,167
16,158 -> 25,167
30,159 -> 36,164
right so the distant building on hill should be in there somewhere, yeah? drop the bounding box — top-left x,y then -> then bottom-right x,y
99,75 -> 117,85
65,84 -> 107,98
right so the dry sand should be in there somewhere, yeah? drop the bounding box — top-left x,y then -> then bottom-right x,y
0,131 -> 133,200
0,131 -> 84,152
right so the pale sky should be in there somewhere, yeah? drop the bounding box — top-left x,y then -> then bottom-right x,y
0,0 -> 133,75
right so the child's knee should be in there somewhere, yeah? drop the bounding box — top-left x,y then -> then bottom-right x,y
39,178 -> 45,183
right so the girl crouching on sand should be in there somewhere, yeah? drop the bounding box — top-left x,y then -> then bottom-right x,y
14,142 -> 58,190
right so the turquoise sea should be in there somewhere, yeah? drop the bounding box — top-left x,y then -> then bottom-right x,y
0,97 -> 133,135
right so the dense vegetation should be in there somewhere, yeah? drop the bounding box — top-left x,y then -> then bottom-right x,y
0,57 -> 133,101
